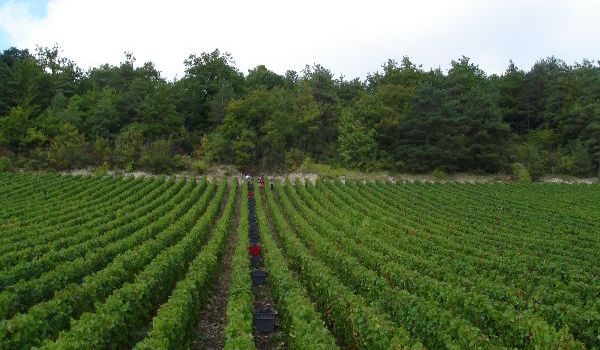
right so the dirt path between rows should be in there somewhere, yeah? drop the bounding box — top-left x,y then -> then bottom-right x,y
251,282 -> 286,349
192,184 -> 241,349
252,187 -> 286,350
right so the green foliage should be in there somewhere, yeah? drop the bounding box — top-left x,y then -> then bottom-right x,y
496,61 -> 528,133
113,125 -> 144,168
338,109 -> 376,170
93,161 -> 110,176
0,174 -> 598,348
298,180 -> 589,348
223,183 -> 256,350
191,159 -> 209,174
511,162 -> 531,182
47,123 -> 89,170
39,180 -> 228,350
246,65 -> 285,90
133,181 -> 236,350
45,94 -> 84,132
296,157 -> 352,178
431,168 -> 447,179
1,46 -> 600,176
172,154 -> 192,171
179,49 -> 245,132
140,139 -> 176,173
137,84 -> 183,139
0,156 -> 13,171
0,106 -> 44,152
0,178 -> 212,349
232,129 -> 257,170
208,87 -> 300,170
257,181 -> 347,349
513,141 -> 545,179
0,48 -> 54,116
284,147 -> 306,170
262,180 -> 421,349
395,78 -> 456,172
85,87 -> 121,138
558,141 -> 594,176
93,137 -> 112,163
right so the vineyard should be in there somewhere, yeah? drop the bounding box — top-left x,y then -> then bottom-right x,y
0,173 -> 599,349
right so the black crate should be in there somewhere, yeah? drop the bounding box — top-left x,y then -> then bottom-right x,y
254,308 -> 278,332
250,268 -> 268,285
250,255 -> 263,268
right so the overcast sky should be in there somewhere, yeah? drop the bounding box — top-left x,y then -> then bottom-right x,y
1,0 -> 599,80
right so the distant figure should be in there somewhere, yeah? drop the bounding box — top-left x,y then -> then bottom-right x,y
259,176 -> 265,189
270,182 -> 274,190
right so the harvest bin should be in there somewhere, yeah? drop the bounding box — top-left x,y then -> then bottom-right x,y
249,221 -> 258,233
251,269 -> 268,285
254,308 -> 278,332
250,255 -> 263,268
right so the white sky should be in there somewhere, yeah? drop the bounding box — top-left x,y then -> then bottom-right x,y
1,0 -> 600,80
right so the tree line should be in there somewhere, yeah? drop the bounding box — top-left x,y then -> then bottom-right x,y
1,46 -> 599,177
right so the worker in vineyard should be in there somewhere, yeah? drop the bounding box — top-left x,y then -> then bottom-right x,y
259,176 -> 265,188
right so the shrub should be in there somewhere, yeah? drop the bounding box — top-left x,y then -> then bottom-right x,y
140,139 -> 176,173
124,160 -> 134,172
297,157 -> 347,178
284,148 -> 305,170
512,162 -> 531,183
114,125 -> 144,168
431,168 -> 447,180
47,123 -> 90,170
94,137 -> 112,163
514,142 -> 545,179
191,159 -> 209,174
93,161 -> 110,176
0,156 -> 13,172
174,154 -> 193,171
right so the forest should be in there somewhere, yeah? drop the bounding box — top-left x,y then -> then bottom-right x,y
0,46 -> 599,178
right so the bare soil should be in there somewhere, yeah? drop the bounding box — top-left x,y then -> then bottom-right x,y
252,282 -> 286,349
252,188 -> 287,350
192,185 -> 240,349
